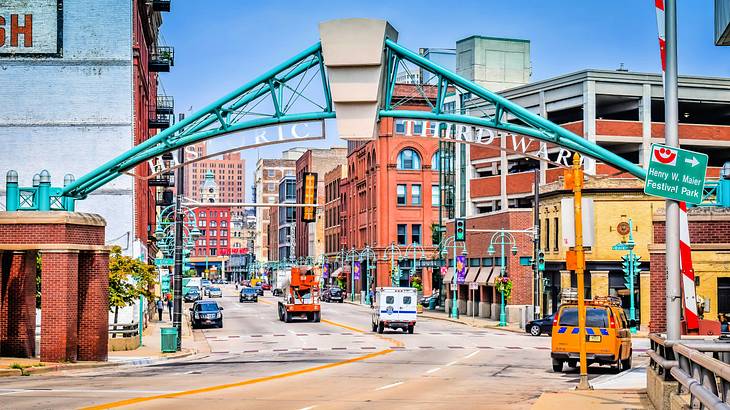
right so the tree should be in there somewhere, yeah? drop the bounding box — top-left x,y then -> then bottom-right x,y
108,246 -> 157,324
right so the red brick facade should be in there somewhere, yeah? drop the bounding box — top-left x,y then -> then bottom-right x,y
0,212 -> 109,362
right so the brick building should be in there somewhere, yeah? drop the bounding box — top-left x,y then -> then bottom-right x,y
324,165 -> 347,261
295,148 -> 347,259
184,142 -> 245,205
190,171 -> 231,277
253,148 -> 306,262
340,84 -> 440,296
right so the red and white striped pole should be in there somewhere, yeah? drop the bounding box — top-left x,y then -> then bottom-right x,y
655,0 -> 699,332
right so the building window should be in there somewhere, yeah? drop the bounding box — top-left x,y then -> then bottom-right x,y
544,218 -> 550,252
221,239 -> 227,246
395,120 -> 406,134
396,148 -> 421,170
397,224 -> 407,245
210,239 -> 217,246
267,183 -> 275,192
411,184 -> 421,205
210,221 -> 218,228
210,248 -> 217,256
267,169 -> 275,177
221,220 -> 227,227
221,230 -> 228,237
210,230 -> 217,236
443,101 -> 456,114
413,121 -> 423,135
553,217 -> 559,251
431,151 -> 440,171
199,220 -> 207,227
431,184 -> 440,207
268,197 -> 276,203
412,224 -> 421,245
397,184 -> 407,205
199,211 -> 206,218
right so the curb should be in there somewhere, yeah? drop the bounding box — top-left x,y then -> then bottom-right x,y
0,368 -> 22,377
418,312 -> 525,334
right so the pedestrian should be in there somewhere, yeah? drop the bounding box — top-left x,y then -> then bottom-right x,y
369,289 -> 375,308
156,298 -> 164,321
167,297 -> 173,321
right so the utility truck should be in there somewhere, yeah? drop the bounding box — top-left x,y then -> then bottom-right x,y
277,266 -> 321,322
371,287 -> 417,334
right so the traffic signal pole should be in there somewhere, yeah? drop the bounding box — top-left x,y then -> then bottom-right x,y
533,168 -> 541,319
572,153 -> 591,391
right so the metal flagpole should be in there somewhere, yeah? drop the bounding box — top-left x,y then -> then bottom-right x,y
172,143 -> 185,351
664,0 -> 682,341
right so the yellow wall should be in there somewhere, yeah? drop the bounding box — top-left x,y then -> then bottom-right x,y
692,249 -> 730,318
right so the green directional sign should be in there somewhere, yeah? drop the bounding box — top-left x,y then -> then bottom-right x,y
155,258 -> 174,266
644,143 -> 708,204
612,243 -> 633,251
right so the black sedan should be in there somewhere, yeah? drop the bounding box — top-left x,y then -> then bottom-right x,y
189,301 -> 223,329
254,286 -> 264,296
322,287 -> 344,303
184,289 -> 201,303
525,314 -> 554,336
239,287 -> 258,303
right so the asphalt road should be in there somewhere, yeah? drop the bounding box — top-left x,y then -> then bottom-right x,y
0,285 -> 649,409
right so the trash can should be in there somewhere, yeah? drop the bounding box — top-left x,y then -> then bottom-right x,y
161,327 -> 178,353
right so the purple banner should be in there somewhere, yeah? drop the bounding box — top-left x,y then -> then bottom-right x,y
353,261 -> 361,280
322,263 -> 329,279
456,255 -> 467,284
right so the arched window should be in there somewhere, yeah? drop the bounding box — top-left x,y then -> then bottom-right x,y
431,150 -> 441,171
397,148 -> 421,170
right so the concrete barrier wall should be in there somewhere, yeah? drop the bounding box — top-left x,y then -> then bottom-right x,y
646,366 -> 691,410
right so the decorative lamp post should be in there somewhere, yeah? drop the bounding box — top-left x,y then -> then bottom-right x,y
487,230 -> 519,327
439,236 -> 467,319
404,242 -> 426,288
381,243 -> 404,287
345,247 -> 360,302
360,245 -> 377,305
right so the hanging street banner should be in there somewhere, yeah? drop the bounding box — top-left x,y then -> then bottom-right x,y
456,255 -> 467,284
353,261 -> 361,280
322,263 -> 329,279
644,144 -> 708,204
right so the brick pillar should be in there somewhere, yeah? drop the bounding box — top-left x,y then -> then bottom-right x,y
1,251 -> 37,357
41,250 -> 79,362
77,251 -> 109,361
649,251 -> 666,333
590,270 -> 609,298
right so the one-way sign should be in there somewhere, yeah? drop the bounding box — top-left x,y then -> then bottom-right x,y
643,144 -> 708,204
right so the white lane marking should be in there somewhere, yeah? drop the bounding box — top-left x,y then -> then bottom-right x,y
445,361 -> 458,367
0,389 -> 179,395
426,367 -> 441,374
464,350 -> 480,359
375,381 -> 403,391
298,406 -> 316,410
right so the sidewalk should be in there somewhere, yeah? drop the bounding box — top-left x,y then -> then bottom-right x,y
532,389 -> 649,409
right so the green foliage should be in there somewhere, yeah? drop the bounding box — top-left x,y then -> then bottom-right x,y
495,276 -> 513,300
411,275 -> 423,291
184,268 -> 196,277
430,223 -> 442,246
108,246 -> 157,313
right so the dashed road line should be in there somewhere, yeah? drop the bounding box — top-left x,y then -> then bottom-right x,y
465,350 -> 480,359
375,381 -> 403,391
445,361 -> 458,367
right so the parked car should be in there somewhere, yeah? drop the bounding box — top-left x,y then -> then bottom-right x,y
525,314 -> 554,336
261,283 -> 272,291
272,288 -> 284,297
254,285 -> 264,296
189,301 -> 223,329
184,289 -> 201,303
208,287 -> 223,298
322,286 -> 344,303
240,287 -> 258,303
419,290 -> 440,308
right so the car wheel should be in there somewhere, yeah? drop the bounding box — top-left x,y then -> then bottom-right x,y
407,325 -> 414,334
314,312 -> 321,323
621,350 -> 633,371
529,324 -> 542,336
339,300 -> 343,303
377,322 -> 384,334
284,311 -> 291,323
217,320 -> 223,329
278,306 -> 283,321
552,359 -> 563,372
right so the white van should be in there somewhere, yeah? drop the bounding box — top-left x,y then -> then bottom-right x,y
371,287 -> 418,334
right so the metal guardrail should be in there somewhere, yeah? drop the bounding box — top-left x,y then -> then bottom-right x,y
109,323 -> 139,338
649,333 -> 730,409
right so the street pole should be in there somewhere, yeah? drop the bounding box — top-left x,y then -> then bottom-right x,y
499,233 -> 506,327
664,0 -> 681,342
573,153 -> 590,390
628,218 -> 637,334
391,244 -> 395,287
533,168 -> 541,319
451,238 -> 458,319
351,248 -> 355,302
172,145 -> 184,351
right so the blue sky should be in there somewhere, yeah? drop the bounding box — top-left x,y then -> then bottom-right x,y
160,1 -> 727,199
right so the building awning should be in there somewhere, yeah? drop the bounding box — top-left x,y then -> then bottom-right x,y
443,268 -> 454,283
476,267 -> 495,285
465,267 -> 480,283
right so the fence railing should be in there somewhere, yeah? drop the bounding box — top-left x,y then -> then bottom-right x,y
109,323 -> 139,338
649,333 -> 730,409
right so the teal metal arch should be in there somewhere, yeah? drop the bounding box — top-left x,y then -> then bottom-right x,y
6,37 -> 728,211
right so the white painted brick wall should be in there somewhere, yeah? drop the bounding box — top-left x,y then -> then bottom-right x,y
0,0 -> 136,251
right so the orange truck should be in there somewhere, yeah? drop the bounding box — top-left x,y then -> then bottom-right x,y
277,266 -> 321,323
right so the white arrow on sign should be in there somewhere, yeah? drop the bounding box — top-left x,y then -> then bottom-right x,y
685,156 -> 699,167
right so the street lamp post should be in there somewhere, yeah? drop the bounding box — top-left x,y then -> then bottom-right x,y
345,247 -> 359,302
360,245 -> 377,305
404,242 -> 426,288
487,230 -> 519,327
382,243 -> 403,287
439,236 -> 467,319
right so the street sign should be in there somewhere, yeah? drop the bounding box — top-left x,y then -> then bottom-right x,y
644,144 -> 708,204
440,266 -> 447,276
155,258 -> 174,265
469,282 -> 479,290
417,259 -> 445,268
611,243 -> 634,251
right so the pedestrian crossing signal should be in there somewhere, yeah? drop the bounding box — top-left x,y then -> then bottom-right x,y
301,172 -> 317,223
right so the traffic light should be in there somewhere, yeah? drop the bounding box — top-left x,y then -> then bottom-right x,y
301,172 -> 317,223
633,255 -> 642,275
537,250 -> 545,271
622,254 -> 631,288
455,218 -> 466,241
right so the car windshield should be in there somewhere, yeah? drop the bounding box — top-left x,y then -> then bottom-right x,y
210,287 -> 220,292
243,288 -> 256,294
330,288 -> 341,293
558,307 -> 609,327
196,303 -> 218,312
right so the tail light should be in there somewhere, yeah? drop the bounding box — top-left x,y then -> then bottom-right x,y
552,315 -> 559,327
609,315 -> 617,329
